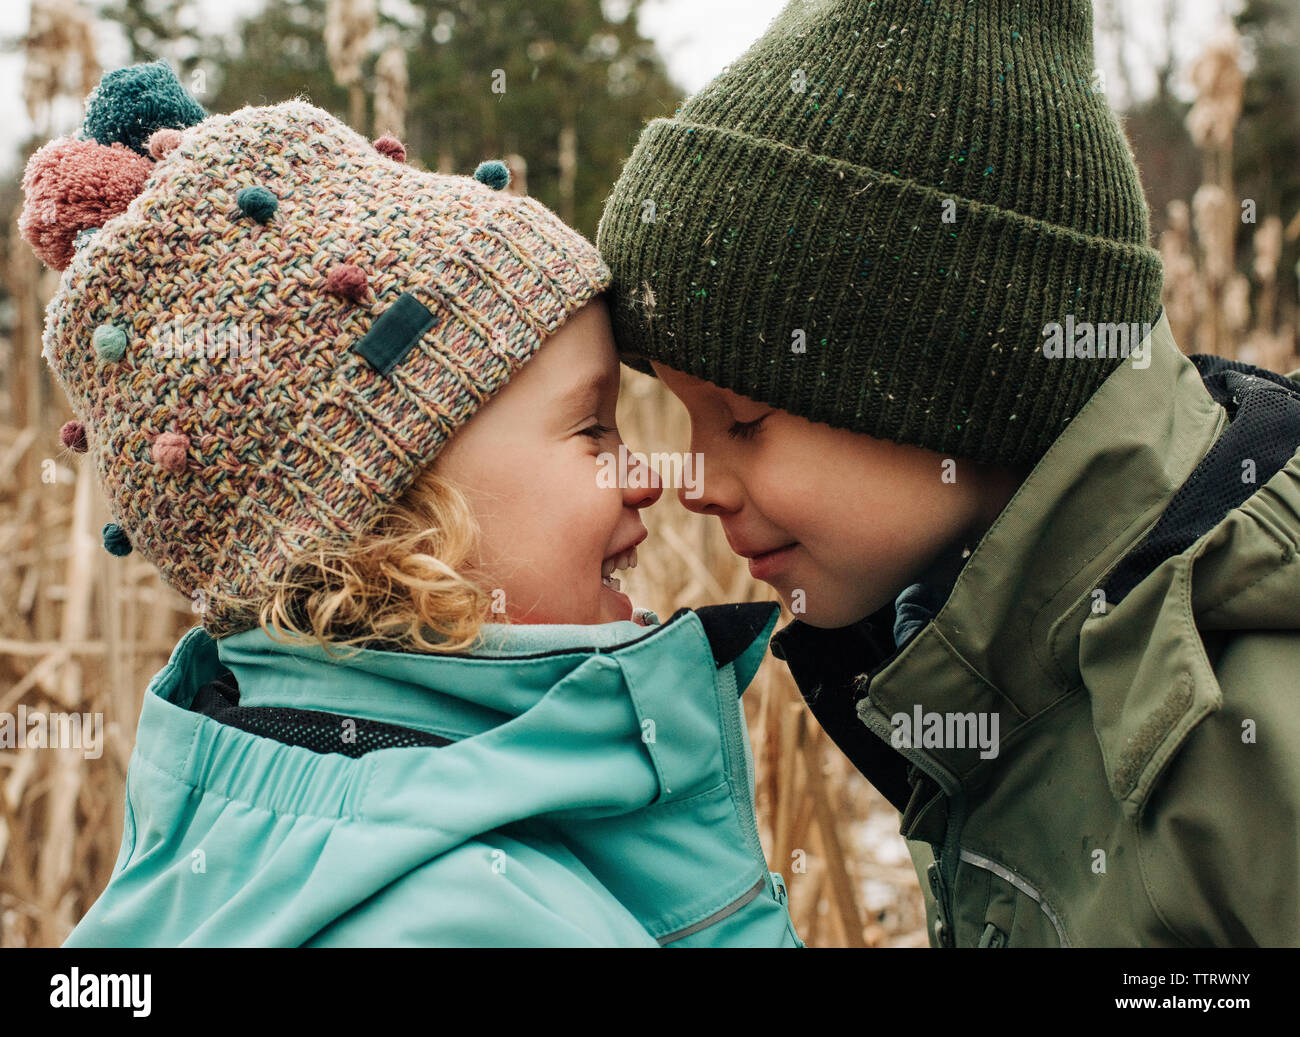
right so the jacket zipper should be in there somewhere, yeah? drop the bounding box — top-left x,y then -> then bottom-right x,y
656,876 -> 766,945
858,700 -> 965,945
717,663 -> 767,866
959,848 -> 1071,947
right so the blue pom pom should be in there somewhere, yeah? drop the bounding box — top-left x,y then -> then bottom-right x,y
93,324 -> 127,363
473,160 -> 511,191
236,186 -> 278,223
81,60 -> 207,156
102,522 -> 132,556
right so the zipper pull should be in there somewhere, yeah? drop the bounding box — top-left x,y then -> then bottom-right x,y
927,860 -> 955,947
978,922 -> 1008,948
769,871 -> 789,907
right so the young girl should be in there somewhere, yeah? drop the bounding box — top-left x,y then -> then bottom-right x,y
22,61 -> 801,948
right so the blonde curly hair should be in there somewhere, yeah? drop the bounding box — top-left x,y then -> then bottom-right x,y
255,464 -> 496,659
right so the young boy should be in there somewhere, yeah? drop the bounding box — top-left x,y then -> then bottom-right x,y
598,0 -> 1300,946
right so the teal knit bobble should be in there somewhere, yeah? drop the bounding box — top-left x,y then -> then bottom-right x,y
236,186 -> 278,223
80,60 -> 207,156
73,228 -> 100,252
102,522 -> 132,556
93,324 -> 127,363
473,160 -> 510,191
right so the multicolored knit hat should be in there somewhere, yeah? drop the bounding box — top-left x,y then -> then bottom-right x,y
597,0 -> 1164,469
20,61 -> 610,637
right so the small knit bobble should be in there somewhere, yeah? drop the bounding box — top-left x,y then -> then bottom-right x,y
325,263 -> 369,302
373,135 -> 406,162
236,185 -> 278,223
93,324 -> 127,363
102,522 -> 132,556
473,160 -> 510,190
151,431 -> 189,474
147,127 -> 182,159
60,420 -> 88,453
73,228 -> 99,252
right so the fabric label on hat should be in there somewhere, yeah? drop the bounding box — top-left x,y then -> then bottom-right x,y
352,292 -> 436,375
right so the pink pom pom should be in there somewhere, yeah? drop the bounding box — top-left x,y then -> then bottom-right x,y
151,431 -> 189,474
19,138 -> 153,270
147,128 -> 183,160
373,135 -> 406,163
60,420 -> 88,453
325,263 -> 369,303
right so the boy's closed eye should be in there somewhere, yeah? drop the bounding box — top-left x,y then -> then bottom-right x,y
580,422 -> 617,441
727,414 -> 770,441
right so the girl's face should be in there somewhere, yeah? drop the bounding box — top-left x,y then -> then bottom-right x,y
433,297 -> 660,624
651,362 -> 1026,629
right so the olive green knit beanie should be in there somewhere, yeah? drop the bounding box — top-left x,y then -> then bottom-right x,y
597,0 -> 1164,467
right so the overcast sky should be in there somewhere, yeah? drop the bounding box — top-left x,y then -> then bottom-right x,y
0,0 -> 1239,179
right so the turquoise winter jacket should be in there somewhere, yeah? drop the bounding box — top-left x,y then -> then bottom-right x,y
64,602 -> 803,948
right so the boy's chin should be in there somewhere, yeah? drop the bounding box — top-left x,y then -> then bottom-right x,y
775,583 -> 887,630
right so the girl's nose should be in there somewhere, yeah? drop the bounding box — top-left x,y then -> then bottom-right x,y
623,454 -> 663,509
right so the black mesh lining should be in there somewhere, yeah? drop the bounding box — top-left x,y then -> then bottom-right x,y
1103,355 -> 1300,607
188,667 -> 455,757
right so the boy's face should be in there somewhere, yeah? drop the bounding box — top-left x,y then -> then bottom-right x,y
651,362 -> 1025,629
434,297 -> 660,624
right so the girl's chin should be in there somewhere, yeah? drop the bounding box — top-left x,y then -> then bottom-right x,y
600,580 -> 635,622
505,588 -> 633,625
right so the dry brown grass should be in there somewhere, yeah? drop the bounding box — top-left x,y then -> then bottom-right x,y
4,13 -> 1295,952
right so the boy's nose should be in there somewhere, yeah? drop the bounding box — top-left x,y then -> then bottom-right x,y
678,470 -> 735,516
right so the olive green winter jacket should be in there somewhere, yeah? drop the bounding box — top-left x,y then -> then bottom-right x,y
771,313 -> 1300,947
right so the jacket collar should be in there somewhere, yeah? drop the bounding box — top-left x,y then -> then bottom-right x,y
772,313 -> 1226,795
213,617 -> 655,742
200,602 -> 778,744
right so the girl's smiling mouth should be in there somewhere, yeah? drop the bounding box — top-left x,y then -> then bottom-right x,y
600,544 -> 639,592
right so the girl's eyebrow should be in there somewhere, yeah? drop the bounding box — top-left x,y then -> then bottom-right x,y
556,369 -> 615,415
